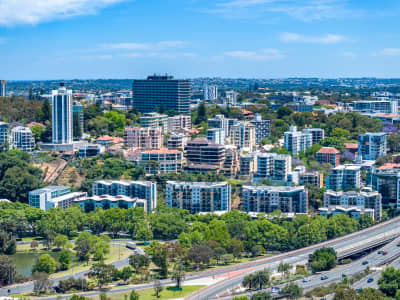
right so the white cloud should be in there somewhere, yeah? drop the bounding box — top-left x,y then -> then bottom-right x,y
205,0 -> 359,22
104,41 -> 186,51
224,49 -> 285,61
280,32 -> 346,44
343,51 -> 356,58
0,0 -> 128,26
376,48 -> 400,56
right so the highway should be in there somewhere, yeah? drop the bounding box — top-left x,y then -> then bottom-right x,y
185,215 -> 400,300
4,215 -> 400,299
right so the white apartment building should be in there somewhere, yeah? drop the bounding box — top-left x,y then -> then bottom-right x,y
254,153 -> 292,182
204,84 -> 218,101
124,127 -> 162,149
168,115 -> 192,132
230,122 -> 256,152
358,132 -> 387,161
11,126 -> 35,152
326,164 -> 362,191
206,128 -> 225,145
284,126 -> 312,156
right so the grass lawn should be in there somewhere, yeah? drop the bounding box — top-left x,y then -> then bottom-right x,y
100,286 -> 205,300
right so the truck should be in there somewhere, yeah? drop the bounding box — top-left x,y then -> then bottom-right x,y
126,242 -> 137,250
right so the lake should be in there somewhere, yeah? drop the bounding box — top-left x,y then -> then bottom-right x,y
12,251 -> 60,277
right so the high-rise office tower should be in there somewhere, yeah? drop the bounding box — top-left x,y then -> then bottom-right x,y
0,80 -> 7,97
133,75 -> 191,114
52,83 -> 73,144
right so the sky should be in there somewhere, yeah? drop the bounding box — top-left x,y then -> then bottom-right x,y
1,0 -> 400,79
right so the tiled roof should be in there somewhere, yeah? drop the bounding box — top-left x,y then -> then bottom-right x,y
317,147 -> 340,154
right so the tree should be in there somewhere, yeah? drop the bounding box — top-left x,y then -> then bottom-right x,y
242,273 -> 255,290
0,255 -> 16,286
75,238 -> 91,264
129,254 -> 150,275
30,240 -> 39,251
171,259 -> 185,289
54,234 -> 68,249
277,262 -> 291,278
31,125 -> 45,142
153,280 -> 163,298
145,241 -> 168,278
228,238 -> 244,260
251,292 -> 272,300
195,102 -> 207,124
130,290 -> 140,300
135,223 -> 153,242
33,272 -> 53,295
89,263 -> 117,288
187,244 -> 213,270
251,245 -> 263,257
213,247 -> 227,264
378,266 -> 400,297
33,254 -> 57,274
42,99 -> 51,122
252,269 -> 270,290
104,110 -> 126,132
277,106 -> 293,119
281,282 -> 303,300
309,247 -> 337,273
118,266 -> 133,283
358,214 -> 374,230
0,231 -> 16,254
58,250 -> 72,270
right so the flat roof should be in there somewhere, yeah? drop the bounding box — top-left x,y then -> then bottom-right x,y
30,186 -> 70,195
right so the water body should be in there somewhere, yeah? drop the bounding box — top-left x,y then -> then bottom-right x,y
12,252 -> 60,276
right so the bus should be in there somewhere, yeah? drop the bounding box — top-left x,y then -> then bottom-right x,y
126,242 -> 137,250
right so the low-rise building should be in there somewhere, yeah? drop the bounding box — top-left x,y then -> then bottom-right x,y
92,180 -> 157,212
29,186 -> 86,211
167,133 -> 188,150
185,138 -> 225,166
166,181 -> 231,213
316,147 -> 340,167
319,206 -> 375,220
322,188 -> 382,220
184,164 -> 220,174
242,185 -> 308,214
299,172 -> 324,188
168,115 -> 191,132
303,128 -> 325,145
75,195 -> 146,212
140,112 -> 168,133
79,144 -> 105,158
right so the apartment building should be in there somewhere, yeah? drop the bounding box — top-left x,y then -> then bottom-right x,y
358,133 -> 387,160
206,128 -> 225,145
254,153 -> 292,182
207,115 -> 238,137
92,180 -> 157,212
250,114 -> 271,144
352,100 -> 398,114
168,115 -> 191,132
242,185 -> 308,214
11,126 -> 35,152
0,122 -> 9,150
322,188 -> 382,220
230,122 -> 256,151
222,148 -> 240,177
140,112 -> 168,133
319,206 -> 375,221
204,84 -> 218,101
284,126 -> 312,156
240,153 -> 257,176
303,128 -> 325,145
299,172 -> 324,188
185,138 -> 225,166
369,164 -> 400,210
166,181 -> 231,213
139,148 -> 183,174
326,165 -> 362,191
124,127 -> 162,149
29,186 -> 86,211
75,195 -> 146,213
316,147 -> 340,167
167,133 -> 188,150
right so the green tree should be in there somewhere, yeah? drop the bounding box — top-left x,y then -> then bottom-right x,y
89,263 -> 117,288
118,266 -> 133,283
75,239 -> 91,264
278,262 -> 291,278
129,254 -> 150,275
58,250 -> 72,270
171,259 -> 185,289
0,255 -> 16,286
309,247 -> 337,273
251,292 -> 272,300
281,282 -> 303,300
33,272 -> 53,295
153,280 -> 163,298
378,266 -> 400,297
277,106 -> 293,119
358,214 -> 374,230
33,254 -> 57,274
130,290 -> 140,300
104,110 -> 126,132
135,223 -> 153,242
54,234 -> 68,249
145,241 -> 168,278
195,102 -> 207,124
42,99 -> 51,122
31,125 -> 45,142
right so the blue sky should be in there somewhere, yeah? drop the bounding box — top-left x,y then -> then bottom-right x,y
1,0 -> 400,79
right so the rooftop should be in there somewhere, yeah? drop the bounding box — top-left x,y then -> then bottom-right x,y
29,186 -> 70,195
75,195 -> 146,203
50,192 -> 87,203
243,185 -> 305,192
167,181 -> 229,188
141,148 -> 181,154
317,147 -> 340,154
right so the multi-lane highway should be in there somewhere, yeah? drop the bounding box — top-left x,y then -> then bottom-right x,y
186,215 -> 400,300
4,215 -> 400,299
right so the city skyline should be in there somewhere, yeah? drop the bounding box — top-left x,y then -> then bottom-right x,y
1,0 -> 400,79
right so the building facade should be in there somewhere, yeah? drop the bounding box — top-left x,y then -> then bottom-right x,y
166,181 -> 231,213
29,186 -> 72,211
124,127 -> 162,149
242,185 -> 308,213
132,75 -> 191,114
167,133 -> 188,150
326,165 -> 362,191
0,80 -> 6,97
206,128 -> 225,145
168,115 -> 191,132
240,153 -> 257,176
139,148 -> 183,174
303,128 -> 325,145
316,147 -> 340,167
250,114 -> 271,144
0,122 -> 9,150
185,138 -> 225,166
284,126 -> 312,156
204,84 -> 218,101
92,180 -> 157,213
254,153 -> 292,182
230,122 -> 256,151
11,126 -> 35,152
75,195 -> 146,213
207,115 -> 237,137
358,133 -> 387,160
369,165 -> 400,210
140,113 -> 168,133
52,83 -> 73,144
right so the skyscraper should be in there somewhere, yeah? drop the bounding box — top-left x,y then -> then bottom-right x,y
0,80 -> 7,97
52,83 -> 73,144
133,75 -> 191,114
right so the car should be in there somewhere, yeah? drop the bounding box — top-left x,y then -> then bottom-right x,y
355,288 -> 361,293
321,275 -> 328,280
397,242 -> 400,247
367,278 -> 374,283
378,250 -> 383,254
362,261 -> 369,265
342,274 -> 347,278
302,278 -> 310,283
383,251 -> 388,255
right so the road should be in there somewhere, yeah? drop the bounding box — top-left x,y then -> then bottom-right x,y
4,215 -> 400,299
186,215 -> 400,300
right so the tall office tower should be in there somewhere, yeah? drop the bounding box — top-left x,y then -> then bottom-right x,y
0,81 -> 6,97
358,133 -> 387,160
0,122 -> 10,151
52,83 -> 73,144
72,102 -> 84,139
133,75 -> 191,114
204,84 -> 218,101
